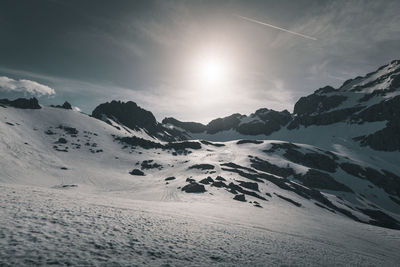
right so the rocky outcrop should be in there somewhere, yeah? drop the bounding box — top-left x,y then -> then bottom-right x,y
164,109 -> 292,137
51,101 -> 72,110
162,117 -> 206,133
295,169 -> 353,192
207,113 -> 243,134
129,169 -> 145,176
92,100 -> 158,131
0,97 -> 41,109
294,90 -> 347,116
237,109 -> 292,136
340,163 -> 400,197
181,182 -> 206,193
92,100 -> 188,141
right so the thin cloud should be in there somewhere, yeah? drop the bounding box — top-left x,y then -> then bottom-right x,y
0,76 -> 55,96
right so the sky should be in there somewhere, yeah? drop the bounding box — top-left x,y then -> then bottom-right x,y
1,0 -> 400,123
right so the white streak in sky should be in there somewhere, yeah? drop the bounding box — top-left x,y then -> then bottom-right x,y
235,14 -> 317,41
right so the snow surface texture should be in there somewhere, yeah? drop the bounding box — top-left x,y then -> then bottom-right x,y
1,183 -> 400,266
1,105 -> 400,265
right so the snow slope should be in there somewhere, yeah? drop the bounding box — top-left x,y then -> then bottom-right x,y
1,105 -> 400,265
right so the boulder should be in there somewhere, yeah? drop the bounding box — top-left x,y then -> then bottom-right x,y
199,176 -> 214,184
233,194 -> 246,202
129,169 -> 145,176
181,182 -> 206,193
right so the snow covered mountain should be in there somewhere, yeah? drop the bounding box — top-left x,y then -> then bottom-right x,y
164,60 -> 400,152
1,60 -> 400,265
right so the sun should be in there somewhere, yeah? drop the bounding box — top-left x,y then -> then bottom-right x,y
197,55 -> 227,84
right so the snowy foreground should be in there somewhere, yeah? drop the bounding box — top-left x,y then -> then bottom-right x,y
1,183 -> 400,266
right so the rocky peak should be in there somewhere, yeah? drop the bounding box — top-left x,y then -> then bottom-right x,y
162,117 -> 206,133
338,60 -> 400,93
51,101 -> 72,110
92,100 -> 157,131
0,97 -> 41,109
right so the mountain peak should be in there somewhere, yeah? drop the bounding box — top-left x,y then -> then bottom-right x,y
338,60 -> 400,93
92,100 -> 157,131
0,97 -> 41,109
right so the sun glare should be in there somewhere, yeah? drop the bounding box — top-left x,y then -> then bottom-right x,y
197,55 -> 227,84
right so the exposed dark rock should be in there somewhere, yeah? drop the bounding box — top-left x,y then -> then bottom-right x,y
199,176 -> 214,185
57,125 -> 78,135
129,169 -> 145,176
5,122 -> 14,126
162,117 -> 206,133
221,162 -> 257,173
141,160 -> 163,170
92,100 -> 186,141
237,109 -> 292,136
51,101 -> 72,110
0,97 -> 41,109
164,177 -> 176,181
250,157 -> 294,178
283,149 -> 338,173
358,120 -> 400,151
352,95 -> 400,151
264,142 -> 300,153
236,140 -> 263,145
56,138 -> 68,144
221,166 -> 264,183
92,100 -> 157,131
315,203 -> 335,213
207,113 -> 243,134
221,159 -> 361,221
211,181 -> 228,188
390,196 -> 400,206
188,164 -> 214,170
186,178 -> 196,183
357,208 -> 400,230
62,101 -> 72,109
115,135 -> 201,151
164,109 -> 291,137
228,183 -> 266,200
238,181 -> 259,191
61,184 -> 78,188
215,176 -> 226,181
181,182 -> 206,193
340,163 -> 400,197
233,194 -> 246,202
288,107 -> 363,129
295,169 -> 353,192
45,129 -> 56,135
274,193 -> 302,207
167,141 -> 201,150
200,140 -> 225,147
293,93 -> 347,116
53,145 -> 68,152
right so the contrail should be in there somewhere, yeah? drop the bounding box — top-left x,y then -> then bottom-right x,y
235,14 -> 317,41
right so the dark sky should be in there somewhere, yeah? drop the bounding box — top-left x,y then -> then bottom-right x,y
1,0 -> 399,122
